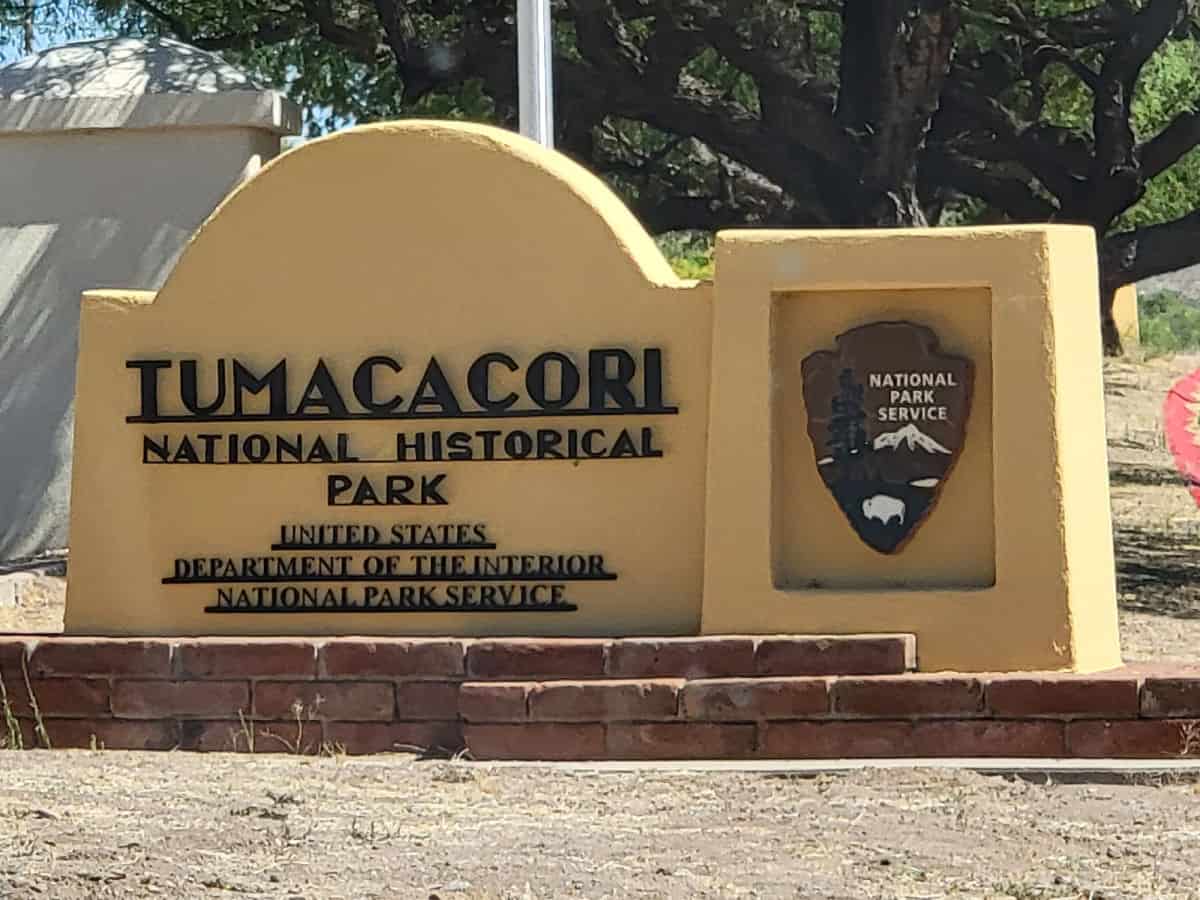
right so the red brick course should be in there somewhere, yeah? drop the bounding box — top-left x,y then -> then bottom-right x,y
175,640 -> 318,679
0,638 -> 33,671
395,681 -> 461,720
755,635 -> 915,676
3,636 -> 1200,759
681,678 -> 829,721
910,720 -> 1066,757
607,723 -> 756,759
7,677 -> 110,718
466,639 -> 607,679
1140,678 -> 1200,718
324,721 -> 464,755
759,721 -> 914,758
29,639 -> 172,678
42,718 -> 178,751
321,639 -> 465,679
458,683 -> 531,722
253,681 -> 394,721
1067,719 -> 1200,758
986,677 -> 1140,718
529,680 -> 681,722
606,638 -> 756,679
464,723 -> 605,760
112,680 -> 249,719
178,719 -> 325,754
833,677 -> 984,717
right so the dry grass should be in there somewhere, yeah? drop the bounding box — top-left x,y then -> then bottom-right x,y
1105,353 -> 1200,661
1,753 -> 1199,899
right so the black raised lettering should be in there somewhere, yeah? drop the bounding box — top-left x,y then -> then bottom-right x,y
327,474 -> 352,505
526,352 -> 580,410
143,435 -> 169,463
296,360 -> 349,417
643,348 -> 665,410
353,356 -> 403,414
127,359 -> 171,419
408,357 -> 462,415
588,349 -> 637,410
232,359 -> 287,417
179,359 -> 227,416
467,352 -> 519,411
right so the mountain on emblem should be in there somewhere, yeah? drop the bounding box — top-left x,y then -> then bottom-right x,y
872,424 -> 951,454
800,322 -> 973,554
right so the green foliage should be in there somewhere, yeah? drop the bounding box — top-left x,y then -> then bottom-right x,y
1028,29 -> 1200,234
683,47 -> 760,116
667,254 -> 714,280
8,0 -> 1200,271
958,4 -> 1200,236
1138,290 -> 1200,356
1118,37 -> 1200,232
658,232 -> 714,280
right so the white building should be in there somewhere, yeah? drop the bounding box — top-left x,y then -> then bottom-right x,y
0,36 -> 299,561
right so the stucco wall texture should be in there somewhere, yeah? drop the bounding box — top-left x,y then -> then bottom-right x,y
64,120 -> 1121,673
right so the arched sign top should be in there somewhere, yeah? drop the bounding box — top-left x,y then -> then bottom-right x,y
148,120 -> 681,316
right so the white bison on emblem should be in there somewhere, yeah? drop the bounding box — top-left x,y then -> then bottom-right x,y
862,494 -> 905,526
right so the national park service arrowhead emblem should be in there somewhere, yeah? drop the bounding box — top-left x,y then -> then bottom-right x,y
800,322 -> 973,554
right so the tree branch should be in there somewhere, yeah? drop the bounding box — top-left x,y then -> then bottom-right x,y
1101,208 -> 1200,290
1087,0 -> 1188,221
938,81 -> 1085,204
926,149 -> 1059,220
1141,106 -> 1200,179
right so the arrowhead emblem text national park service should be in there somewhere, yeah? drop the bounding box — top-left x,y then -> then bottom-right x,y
800,322 -> 974,554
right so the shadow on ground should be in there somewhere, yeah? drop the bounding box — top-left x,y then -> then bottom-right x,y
1109,462 -> 1188,488
0,552 -> 66,577
1115,522 -> 1200,619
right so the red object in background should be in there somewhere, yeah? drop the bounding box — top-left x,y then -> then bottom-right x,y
1163,367 -> 1200,506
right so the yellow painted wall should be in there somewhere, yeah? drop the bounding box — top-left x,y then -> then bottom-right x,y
772,286 -> 995,590
701,227 -> 1122,673
1113,284 -> 1139,349
66,121 -> 1122,672
66,122 -> 712,637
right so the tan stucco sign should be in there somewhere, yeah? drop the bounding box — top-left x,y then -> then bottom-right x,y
67,121 -> 1122,673
68,122 -> 711,638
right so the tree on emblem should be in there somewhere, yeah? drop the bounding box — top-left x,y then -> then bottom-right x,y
827,368 -> 869,480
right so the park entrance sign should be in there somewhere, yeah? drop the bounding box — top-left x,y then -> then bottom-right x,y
66,121 -> 1121,673
69,122 -> 710,641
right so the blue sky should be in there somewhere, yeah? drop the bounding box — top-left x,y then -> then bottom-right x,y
0,6 -> 107,65
0,13 -> 329,140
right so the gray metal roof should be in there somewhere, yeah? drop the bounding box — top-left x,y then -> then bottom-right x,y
0,36 -> 299,134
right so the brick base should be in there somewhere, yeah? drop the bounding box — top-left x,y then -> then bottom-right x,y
1,635 -> 1196,759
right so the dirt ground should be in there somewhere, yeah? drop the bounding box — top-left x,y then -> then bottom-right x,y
2,753 -> 1199,900
3,356 -> 1200,900
1103,352 -> 1200,661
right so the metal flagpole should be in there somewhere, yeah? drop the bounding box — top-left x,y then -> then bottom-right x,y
517,0 -> 554,147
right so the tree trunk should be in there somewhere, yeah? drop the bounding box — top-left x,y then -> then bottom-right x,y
834,0 -> 959,227
1098,250 -> 1126,356
22,0 -> 34,54
1100,282 -> 1122,356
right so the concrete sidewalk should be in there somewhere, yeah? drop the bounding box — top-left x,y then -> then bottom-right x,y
383,756 -> 1200,779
